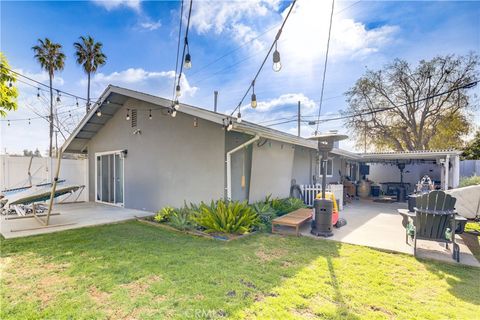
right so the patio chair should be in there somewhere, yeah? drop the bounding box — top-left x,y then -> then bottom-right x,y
408,190 -> 460,262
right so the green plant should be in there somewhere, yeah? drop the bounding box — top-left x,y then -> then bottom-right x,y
154,207 -> 175,223
168,208 -> 193,231
192,200 -> 259,234
252,202 -> 277,232
459,175 -> 480,187
264,196 -> 306,216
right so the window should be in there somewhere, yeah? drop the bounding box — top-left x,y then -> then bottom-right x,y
319,158 -> 334,177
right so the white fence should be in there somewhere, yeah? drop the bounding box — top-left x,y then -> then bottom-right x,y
300,184 -> 344,210
0,155 -> 88,202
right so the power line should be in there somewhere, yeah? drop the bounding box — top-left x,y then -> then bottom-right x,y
315,0 -> 335,134
230,0 -> 298,117
3,66 -> 91,102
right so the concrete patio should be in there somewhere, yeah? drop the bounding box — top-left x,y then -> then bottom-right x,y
298,199 -> 480,267
0,202 -> 153,239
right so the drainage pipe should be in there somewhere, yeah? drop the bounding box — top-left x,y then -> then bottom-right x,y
226,135 -> 260,200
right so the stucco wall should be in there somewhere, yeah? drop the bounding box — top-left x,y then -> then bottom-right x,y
249,139 -> 295,203
292,147 -> 315,185
87,99 -> 225,211
226,132 -> 254,202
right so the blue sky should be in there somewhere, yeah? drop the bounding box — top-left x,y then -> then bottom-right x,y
1,0 -> 479,154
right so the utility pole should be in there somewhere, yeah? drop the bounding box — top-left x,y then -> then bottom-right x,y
214,91 -> 218,112
48,71 -> 54,157
297,100 -> 301,137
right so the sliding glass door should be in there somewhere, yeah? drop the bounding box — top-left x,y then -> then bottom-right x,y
96,151 -> 124,206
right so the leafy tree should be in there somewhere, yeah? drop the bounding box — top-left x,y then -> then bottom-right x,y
0,53 -> 18,117
23,148 -> 42,157
32,38 -> 66,157
462,130 -> 480,160
74,36 -> 107,111
343,54 -> 479,151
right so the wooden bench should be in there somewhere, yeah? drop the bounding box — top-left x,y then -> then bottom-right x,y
272,208 -> 313,236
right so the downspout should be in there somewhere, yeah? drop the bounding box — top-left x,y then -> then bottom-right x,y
226,135 -> 260,201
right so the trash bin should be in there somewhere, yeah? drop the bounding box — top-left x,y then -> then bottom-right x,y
371,185 -> 380,197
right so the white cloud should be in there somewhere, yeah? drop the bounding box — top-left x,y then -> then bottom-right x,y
14,69 -> 64,88
253,93 -> 317,112
84,68 -> 198,98
139,19 -> 162,31
91,0 -> 141,12
190,0 -> 280,50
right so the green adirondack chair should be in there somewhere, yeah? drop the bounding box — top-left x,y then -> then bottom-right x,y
408,190 -> 460,262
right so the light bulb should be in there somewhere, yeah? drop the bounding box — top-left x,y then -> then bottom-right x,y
126,109 -> 130,121
184,53 -> 192,69
174,100 -> 180,110
272,50 -> 282,72
96,109 -> 102,117
8,81 -> 12,88
176,85 -> 181,97
56,95 -> 61,103
149,109 -> 152,120
171,109 -> 177,118
237,112 -> 242,123
251,93 -> 257,109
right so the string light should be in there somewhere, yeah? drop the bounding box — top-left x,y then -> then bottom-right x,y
184,53 -> 192,69
96,107 -> 102,117
7,120 -> 10,127
56,90 -> 61,103
184,37 -> 192,69
126,108 -> 130,121
237,112 -> 242,123
251,81 -> 257,109
175,84 -> 181,97
174,100 -> 180,110
272,42 -> 282,72
227,119 -> 233,131
76,98 -> 79,107
37,88 -> 40,99
149,109 -> 152,120
171,109 -> 177,118
28,118 -> 31,125
8,81 -> 13,88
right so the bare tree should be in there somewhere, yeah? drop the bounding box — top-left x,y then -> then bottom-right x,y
343,53 -> 479,151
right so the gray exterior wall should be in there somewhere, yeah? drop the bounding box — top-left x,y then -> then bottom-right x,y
226,131 -> 254,202
249,139 -> 295,203
87,99 -> 225,211
292,147 -> 315,185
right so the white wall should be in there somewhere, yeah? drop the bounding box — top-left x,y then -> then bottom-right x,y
0,155 -> 88,201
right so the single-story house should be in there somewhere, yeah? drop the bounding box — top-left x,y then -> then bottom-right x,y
62,85 -> 461,211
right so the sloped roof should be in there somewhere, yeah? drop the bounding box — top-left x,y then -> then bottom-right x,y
62,85 -> 319,153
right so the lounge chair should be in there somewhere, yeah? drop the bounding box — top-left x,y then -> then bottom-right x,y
404,190 -> 460,262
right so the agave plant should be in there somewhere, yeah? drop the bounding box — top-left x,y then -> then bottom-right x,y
252,202 -> 277,231
192,200 -> 259,234
169,208 -> 193,231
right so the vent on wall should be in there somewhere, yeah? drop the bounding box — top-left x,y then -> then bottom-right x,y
131,109 -> 137,127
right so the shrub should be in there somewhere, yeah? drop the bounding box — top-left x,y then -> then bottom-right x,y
263,195 -> 306,216
168,207 -> 194,231
252,202 -> 277,231
459,175 -> 480,187
154,207 -> 175,223
192,200 -> 259,234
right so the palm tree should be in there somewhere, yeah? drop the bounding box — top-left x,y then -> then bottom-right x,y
32,38 -> 65,157
74,36 -> 107,112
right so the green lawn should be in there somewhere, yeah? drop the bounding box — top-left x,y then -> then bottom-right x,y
1,221 -> 479,319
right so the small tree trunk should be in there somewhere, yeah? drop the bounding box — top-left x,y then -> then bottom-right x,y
49,71 -> 54,158
87,72 -> 91,113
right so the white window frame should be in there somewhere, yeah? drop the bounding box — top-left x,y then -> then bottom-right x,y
94,150 -> 125,207
319,158 -> 334,178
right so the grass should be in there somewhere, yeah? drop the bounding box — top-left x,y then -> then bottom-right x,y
464,221 -> 480,262
1,221 -> 479,319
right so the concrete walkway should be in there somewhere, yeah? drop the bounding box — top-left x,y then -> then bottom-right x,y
298,200 -> 480,268
1,202 -> 152,239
